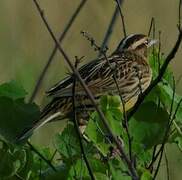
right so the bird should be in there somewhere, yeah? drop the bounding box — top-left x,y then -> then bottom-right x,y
18,33 -> 157,141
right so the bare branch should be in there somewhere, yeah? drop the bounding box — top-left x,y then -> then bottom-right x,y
81,31 -> 133,162
164,149 -> 170,180
157,31 -> 162,73
153,146 -> 164,179
72,57 -> 95,180
32,0 -> 138,179
98,0 -> 124,57
148,77 -> 182,179
148,17 -> 154,36
27,141 -> 57,172
29,0 -> 87,102
115,0 -> 127,37
153,78 -> 176,179
169,78 -> 176,120
50,149 -> 57,163
178,0 -> 182,29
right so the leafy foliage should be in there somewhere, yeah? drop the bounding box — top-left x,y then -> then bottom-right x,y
130,101 -> 169,149
0,80 -> 27,100
0,50 -> 182,179
0,81 -> 40,143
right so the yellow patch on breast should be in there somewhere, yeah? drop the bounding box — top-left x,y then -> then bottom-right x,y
119,96 -> 138,112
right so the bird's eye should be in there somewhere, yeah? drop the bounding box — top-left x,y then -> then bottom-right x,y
144,40 -> 149,44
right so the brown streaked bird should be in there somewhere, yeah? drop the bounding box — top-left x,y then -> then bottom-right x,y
18,34 -> 157,140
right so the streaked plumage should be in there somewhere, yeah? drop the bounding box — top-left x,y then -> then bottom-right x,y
18,34 -> 156,140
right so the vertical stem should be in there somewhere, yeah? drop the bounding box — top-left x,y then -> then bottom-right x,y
29,0 -> 87,102
98,0 -> 123,57
71,58 -> 95,180
27,141 -> 57,172
148,17 -> 154,36
115,0 -> 127,37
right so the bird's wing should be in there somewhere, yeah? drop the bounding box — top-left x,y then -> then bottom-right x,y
16,53 -> 151,142
46,53 -> 145,102
46,58 -> 103,97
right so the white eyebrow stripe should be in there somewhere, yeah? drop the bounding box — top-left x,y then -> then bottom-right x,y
118,34 -> 135,50
131,37 -> 146,49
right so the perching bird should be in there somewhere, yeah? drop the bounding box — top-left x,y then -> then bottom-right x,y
18,33 -> 157,140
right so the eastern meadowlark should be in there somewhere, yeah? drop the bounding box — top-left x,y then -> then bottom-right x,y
18,33 -> 157,140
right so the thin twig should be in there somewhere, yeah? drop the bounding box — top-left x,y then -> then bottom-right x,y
50,149 -> 57,162
164,149 -> 170,180
72,57 -> 95,180
66,139 -> 78,178
98,0 -> 123,57
29,0 -> 87,102
153,145 -> 164,179
150,77 -> 181,180
152,130 -> 170,178
149,95 -> 182,169
148,78 -> 176,172
176,73 -> 182,86
15,174 -> 24,180
32,1 -> 138,179
153,79 -> 176,179
169,78 -> 176,119
27,141 -> 57,172
115,0 -> 127,37
157,31 -> 161,73
39,159 -> 42,179
152,18 -> 156,40
152,18 -> 156,68
167,97 -> 182,138
148,145 -> 157,172
172,98 -> 182,122
178,0 -> 182,29
148,17 -> 154,36
81,31 -> 133,162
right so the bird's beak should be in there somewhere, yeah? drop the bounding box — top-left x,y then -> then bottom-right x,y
147,39 -> 158,47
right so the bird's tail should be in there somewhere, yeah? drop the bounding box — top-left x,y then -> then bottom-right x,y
16,97 -> 71,142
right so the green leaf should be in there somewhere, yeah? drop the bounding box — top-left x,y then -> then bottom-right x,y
130,101 -> 169,149
173,136 -> 182,152
0,148 -> 16,178
68,159 -> 88,179
41,164 -> 69,180
86,96 -> 123,155
149,50 -> 173,85
89,158 -> 108,174
0,80 -> 27,100
157,83 -> 182,121
18,148 -> 34,179
12,148 -> 27,172
101,96 -> 122,121
68,158 -> 108,180
85,112 -> 110,155
100,95 -> 121,111
101,96 -> 123,136
0,97 -> 40,143
149,50 -> 182,120
23,146 -> 56,179
33,146 -> 54,170
0,146 -> 26,178
138,167 -> 152,180
55,123 -> 82,159
144,86 -> 160,104
94,172 -> 109,180
141,171 -> 152,180
109,159 -> 131,180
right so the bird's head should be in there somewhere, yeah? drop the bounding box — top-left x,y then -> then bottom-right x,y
114,34 -> 157,58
